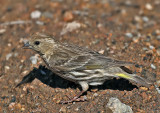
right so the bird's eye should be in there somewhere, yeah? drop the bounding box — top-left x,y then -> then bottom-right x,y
34,41 -> 40,45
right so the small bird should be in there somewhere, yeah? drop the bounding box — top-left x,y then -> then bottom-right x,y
23,33 -> 153,103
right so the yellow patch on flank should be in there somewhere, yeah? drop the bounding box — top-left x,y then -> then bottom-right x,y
115,73 -> 131,79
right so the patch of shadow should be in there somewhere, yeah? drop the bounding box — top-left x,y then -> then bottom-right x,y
16,65 -> 138,91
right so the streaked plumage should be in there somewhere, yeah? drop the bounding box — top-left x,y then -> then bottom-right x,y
23,33 -> 153,103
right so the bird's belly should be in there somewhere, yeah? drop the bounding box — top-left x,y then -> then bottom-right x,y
66,70 -> 111,86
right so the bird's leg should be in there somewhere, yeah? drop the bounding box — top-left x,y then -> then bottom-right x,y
60,82 -> 89,104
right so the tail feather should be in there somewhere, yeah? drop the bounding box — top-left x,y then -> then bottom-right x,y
115,73 -> 153,87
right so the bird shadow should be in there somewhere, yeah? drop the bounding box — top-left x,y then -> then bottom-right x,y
16,65 -> 138,91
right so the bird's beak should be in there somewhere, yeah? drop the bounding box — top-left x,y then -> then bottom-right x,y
23,42 -> 31,49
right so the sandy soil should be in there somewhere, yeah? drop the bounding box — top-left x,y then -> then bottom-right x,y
0,0 -> 160,112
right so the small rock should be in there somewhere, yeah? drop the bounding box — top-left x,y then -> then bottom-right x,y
145,3 -> 153,10
83,95 -> 87,100
16,103 -> 22,109
106,97 -> 133,113
149,45 -> 154,50
30,55 -> 38,64
151,64 -> 156,69
8,43 -> 11,47
72,10 -> 88,16
75,107 -> 79,111
0,29 -> 6,34
63,11 -> 74,22
21,107 -> 25,111
42,11 -> 53,18
125,33 -> 133,38
142,16 -> 149,22
98,50 -> 104,54
31,10 -> 41,19
134,16 -> 141,22
6,53 -> 13,60
5,66 -> 10,70
139,87 -> 148,91
93,93 -> 98,97
59,106 -> 67,112
36,21 -> 44,25
9,102 -> 16,109
60,21 -> 81,35
154,84 -> 160,94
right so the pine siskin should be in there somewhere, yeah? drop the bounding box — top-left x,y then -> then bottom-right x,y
22,33 -> 153,103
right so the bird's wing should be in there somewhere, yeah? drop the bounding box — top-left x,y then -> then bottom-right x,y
52,53 -> 134,72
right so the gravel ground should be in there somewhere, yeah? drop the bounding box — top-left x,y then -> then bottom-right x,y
0,0 -> 160,112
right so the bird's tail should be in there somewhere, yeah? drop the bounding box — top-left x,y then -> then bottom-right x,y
115,73 -> 153,87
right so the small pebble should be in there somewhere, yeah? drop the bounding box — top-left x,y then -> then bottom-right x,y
125,33 -> 133,38
30,55 -> 38,64
5,66 -> 10,70
151,64 -> 156,69
31,10 -> 41,19
9,102 -> 16,109
149,45 -> 155,50
42,11 -> 53,18
60,21 -> 81,35
139,87 -> 148,91
106,97 -> 133,113
36,21 -> 44,25
83,95 -> 87,100
59,106 -> 67,112
142,16 -> 149,22
98,50 -> 104,54
8,43 -> 11,47
154,84 -> 160,94
63,11 -> 74,22
0,29 -> 6,34
93,93 -> 98,97
134,16 -> 141,22
6,53 -> 13,60
21,107 -> 25,111
145,3 -> 153,10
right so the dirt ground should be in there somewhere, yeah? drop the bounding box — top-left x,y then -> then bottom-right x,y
0,0 -> 160,112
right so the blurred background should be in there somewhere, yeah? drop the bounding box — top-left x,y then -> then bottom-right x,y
0,0 -> 160,112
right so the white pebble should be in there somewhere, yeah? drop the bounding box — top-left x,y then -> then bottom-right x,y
83,95 -> 87,100
8,43 -> 11,47
145,3 -> 153,10
151,64 -> 156,69
125,33 -> 133,38
60,21 -> 81,35
5,66 -> 10,70
30,55 -> 38,64
134,16 -> 141,22
6,53 -> 13,60
98,50 -> 104,54
31,10 -> 41,19
142,16 -> 149,22
93,93 -> 98,97
36,20 -> 44,25
149,45 -> 154,50
0,29 -> 6,34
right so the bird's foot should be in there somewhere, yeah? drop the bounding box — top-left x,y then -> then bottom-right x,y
59,96 -> 87,104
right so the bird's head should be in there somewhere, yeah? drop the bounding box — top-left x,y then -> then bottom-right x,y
23,33 -> 57,55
